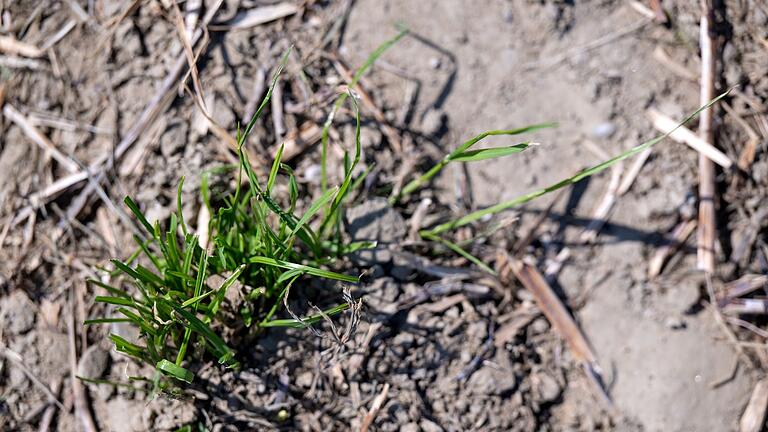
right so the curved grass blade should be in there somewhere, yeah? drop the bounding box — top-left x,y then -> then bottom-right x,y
288,186 -> 338,249
207,264 -> 246,318
249,256 -> 358,283
321,28 -> 408,191
124,196 -> 155,236
260,302 -> 350,328
321,92 -> 361,235
241,48 -> 292,143
421,231 -> 496,275
395,124 -> 554,202
267,143 -> 285,195
449,142 -> 532,162
162,300 -> 237,367
424,90 -> 732,236
157,359 -> 194,383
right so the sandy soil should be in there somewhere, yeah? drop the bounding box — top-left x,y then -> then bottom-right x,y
1,0 -> 767,431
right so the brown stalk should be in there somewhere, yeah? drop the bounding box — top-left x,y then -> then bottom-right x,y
359,382 -> 390,432
3,104 -> 80,173
697,0 -> 717,273
508,257 -> 612,410
740,379 -> 768,432
648,218 -> 697,278
646,107 -> 733,169
0,35 -> 43,58
67,286 -> 97,432
16,0 -> 225,225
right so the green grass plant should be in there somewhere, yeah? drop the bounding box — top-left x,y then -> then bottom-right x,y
85,37 -> 402,384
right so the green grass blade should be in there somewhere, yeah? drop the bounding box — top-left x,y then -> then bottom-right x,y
249,256 -> 358,283
163,300 -> 237,367
109,333 -> 150,362
421,231 -> 496,275
157,359 -> 194,383
424,90 -> 732,235
177,177 -> 188,236
267,143 -> 284,195
124,196 -> 155,235
452,124 -> 554,155
321,92 -> 362,234
95,295 -> 144,309
208,264 -> 246,318
289,186 -> 337,248
449,142 -> 532,162
321,28 -> 407,191
241,48 -> 291,142
260,302 -> 350,328
86,278 -> 132,299
396,124 -> 555,202
84,318 -> 132,325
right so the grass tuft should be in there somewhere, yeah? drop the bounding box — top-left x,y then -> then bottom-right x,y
86,33 -> 409,384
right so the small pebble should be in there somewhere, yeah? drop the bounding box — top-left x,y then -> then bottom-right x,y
420,108 -> 446,137
78,345 -> 110,379
0,291 -> 35,334
536,373 -> 562,403
665,315 -> 686,330
591,122 -> 616,139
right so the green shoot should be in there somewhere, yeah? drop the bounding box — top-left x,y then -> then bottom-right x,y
421,89 -> 732,237
392,124 -> 556,203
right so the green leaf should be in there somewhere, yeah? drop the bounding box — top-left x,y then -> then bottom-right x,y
162,300 -> 237,367
267,143 -> 284,195
449,143 -> 532,162
261,302 -> 350,328
421,231 -> 496,275
423,89 -> 733,236
124,196 -> 155,235
86,278 -> 132,299
249,256 -> 358,283
157,359 -> 194,383
395,124 -> 555,201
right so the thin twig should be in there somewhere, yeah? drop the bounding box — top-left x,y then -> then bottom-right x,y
45,0 -> 224,222
0,345 -> 65,411
0,34 -> 43,57
508,257 -> 613,411
648,218 -> 696,278
3,104 -> 80,173
697,0 -> 717,273
359,382 -> 390,432
68,286 -> 97,432
524,18 -> 650,69
646,107 -> 732,169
